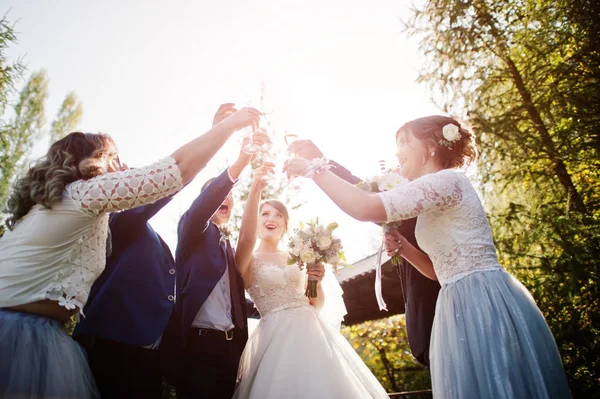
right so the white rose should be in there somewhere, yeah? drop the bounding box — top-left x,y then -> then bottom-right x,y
317,235 -> 332,250
290,245 -> 301,256
377,173 -> 408,192
291,238 -> 307,256
300,249 -> 316,264
326,253 -> 340,265
442,124 -> 461,142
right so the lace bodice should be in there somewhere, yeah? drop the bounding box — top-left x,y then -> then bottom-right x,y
0,157 -> 182,311
246,256 -> 310,317
378,169 -> 501,285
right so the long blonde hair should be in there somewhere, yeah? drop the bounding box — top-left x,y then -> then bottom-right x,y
5,132 -> 118,229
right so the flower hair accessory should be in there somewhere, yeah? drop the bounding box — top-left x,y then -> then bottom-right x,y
439,123 -> 461,149
303,157 -> 334,178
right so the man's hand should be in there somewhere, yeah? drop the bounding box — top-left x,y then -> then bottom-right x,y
288,140 -> 324,160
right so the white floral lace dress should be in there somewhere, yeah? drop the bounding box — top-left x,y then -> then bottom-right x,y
232,255 -> 390,399
0,156 -> 183,399
0,156 -> 182,312
378,169 -> 570,399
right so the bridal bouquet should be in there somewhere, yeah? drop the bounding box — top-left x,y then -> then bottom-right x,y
357,169 -> 408,266
287,219 -> 346,298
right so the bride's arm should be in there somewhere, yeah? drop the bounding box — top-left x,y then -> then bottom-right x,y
235,163 -> 273,287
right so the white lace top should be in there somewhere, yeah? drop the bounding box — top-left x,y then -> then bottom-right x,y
0,157 -> 183,311
247,256 -> 310,318
378,169 -> 501,285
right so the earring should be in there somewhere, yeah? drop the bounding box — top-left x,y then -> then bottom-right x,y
430,151 -> 435,157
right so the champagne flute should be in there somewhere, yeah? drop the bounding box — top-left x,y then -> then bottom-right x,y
238,101 -> 261,155
241,128 -> 261,155
284,132 -> 300,155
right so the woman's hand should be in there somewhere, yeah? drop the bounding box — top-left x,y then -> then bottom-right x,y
220,107 -> 261,132
229,130 -> 271,180
288,140 -> 324,160
384,230 -> 409,257
251,161 -> 275,191
237,130 -> 270,163
212,103 -> 237,126
282,157 -> 310,181
307,262 -> 326,283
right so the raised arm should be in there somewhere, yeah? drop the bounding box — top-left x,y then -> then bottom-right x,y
310,169 -> 387,222
176,168 -> 236,260
67,106 -> 261,217
288,140 -> 362,185
67,157 -> 183,216
235,163 -> 273,287
170,107 -> 260,185
108,194 -> 174,253
286,165 -> 464,223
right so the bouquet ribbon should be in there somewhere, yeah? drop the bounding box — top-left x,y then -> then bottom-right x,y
374,235 -> 388,311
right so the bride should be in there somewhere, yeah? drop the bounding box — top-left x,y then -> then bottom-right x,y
232,163 -> 390,399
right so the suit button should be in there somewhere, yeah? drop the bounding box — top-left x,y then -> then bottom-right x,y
168,295 -> 174,301
169,269 -> 175,275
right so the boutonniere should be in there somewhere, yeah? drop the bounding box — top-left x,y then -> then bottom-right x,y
219,224 -> 232,244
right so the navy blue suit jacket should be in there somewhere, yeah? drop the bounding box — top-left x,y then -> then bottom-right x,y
161,169 -> 248,352
73,195 -> 176,346
331,161 -> 440,365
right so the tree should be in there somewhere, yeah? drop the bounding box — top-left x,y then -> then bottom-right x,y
0,70 -> 48,213
404,0 -> 600,394
50,91 -> 83,143
0,14 -> 84,234
341,315 -> 431,394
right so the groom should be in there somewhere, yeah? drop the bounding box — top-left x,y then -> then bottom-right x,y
161,128 -> 268,399
72,104 -> 246,399
291,140 -> 441,367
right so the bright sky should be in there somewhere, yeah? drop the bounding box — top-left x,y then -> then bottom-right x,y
4,0 -> 440,263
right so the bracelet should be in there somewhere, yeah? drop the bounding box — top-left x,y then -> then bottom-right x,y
303,157 -> 334,178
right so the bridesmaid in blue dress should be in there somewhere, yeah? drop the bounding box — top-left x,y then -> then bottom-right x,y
287,115 -> 571,398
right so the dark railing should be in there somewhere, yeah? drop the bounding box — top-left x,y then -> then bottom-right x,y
389,389 -> 433,398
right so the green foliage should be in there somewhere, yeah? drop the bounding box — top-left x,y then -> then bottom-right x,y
0,14 -> 84,216
0,70 -> 48,210
50,91 -> 83,143
404,0 -> 600,395
341,315 -> 431,393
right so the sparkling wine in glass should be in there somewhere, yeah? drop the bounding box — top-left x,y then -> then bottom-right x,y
241,127 -> 261,155
237,101 -> 261,155
284,132 -> 300,155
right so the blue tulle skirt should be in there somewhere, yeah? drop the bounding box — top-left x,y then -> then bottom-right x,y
430,269 -> 571,398
0,309 -> 99,398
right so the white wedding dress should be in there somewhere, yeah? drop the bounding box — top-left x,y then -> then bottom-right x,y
232,255 -> 389,399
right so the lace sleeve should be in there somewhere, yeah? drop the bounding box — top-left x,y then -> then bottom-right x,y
378,169 -> 464,222
67,156 -> 183,216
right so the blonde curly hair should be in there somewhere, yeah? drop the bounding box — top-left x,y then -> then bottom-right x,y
5,132 -> 118,229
